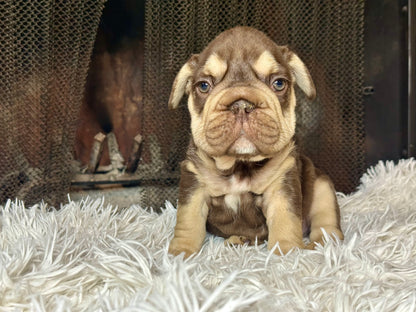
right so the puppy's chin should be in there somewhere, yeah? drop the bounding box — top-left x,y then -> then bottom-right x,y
228,136 -> 258,157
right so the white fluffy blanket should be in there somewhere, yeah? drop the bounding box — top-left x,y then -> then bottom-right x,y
1,159 -> 416,311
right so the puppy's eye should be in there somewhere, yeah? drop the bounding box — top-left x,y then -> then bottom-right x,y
197,81 -> 211,93
272,78 -> 286,92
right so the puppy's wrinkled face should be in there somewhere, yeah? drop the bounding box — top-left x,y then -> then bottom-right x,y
169,27 -> 315,159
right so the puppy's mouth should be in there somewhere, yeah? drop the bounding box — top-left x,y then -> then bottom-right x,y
226,100 -> 258,156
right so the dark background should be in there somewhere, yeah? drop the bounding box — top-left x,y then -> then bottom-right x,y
364,0 -> 413,166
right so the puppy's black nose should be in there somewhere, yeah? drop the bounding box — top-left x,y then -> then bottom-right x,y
230,100 -> 255,114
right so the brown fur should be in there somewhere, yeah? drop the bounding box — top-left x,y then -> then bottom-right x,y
168,27 -> 343,258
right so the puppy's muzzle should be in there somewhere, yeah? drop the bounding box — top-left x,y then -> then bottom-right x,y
229,99 -> 256,115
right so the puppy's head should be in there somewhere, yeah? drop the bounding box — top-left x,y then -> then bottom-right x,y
169,26 -> 315,160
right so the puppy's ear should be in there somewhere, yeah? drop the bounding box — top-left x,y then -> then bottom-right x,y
281,47 -> 316,100
168,54 -> 199,109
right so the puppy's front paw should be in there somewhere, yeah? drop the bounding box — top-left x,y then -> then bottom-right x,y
270,240 -> 302,255
168,238 -> 199,258
224,235 -> 251,246
306,227 -> 344,250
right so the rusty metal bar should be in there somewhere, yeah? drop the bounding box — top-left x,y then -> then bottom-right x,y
87,132 -> 106,173
107,132 -> 125,171
71,172 -> 179,186
126,133 -> 143,173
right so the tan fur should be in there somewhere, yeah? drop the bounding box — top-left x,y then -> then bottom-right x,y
203,53 -> 228,80
167,26 -> 343,258
193,143 -> 294,198
225,235 -> 250,245
252,50 -> 281,77
168,62 -> 193,109
168,187 -> 208,257
288,53 -> 316,99
305,177 -> 344,249
213,155 -> 237,171
263,189 -> 304,254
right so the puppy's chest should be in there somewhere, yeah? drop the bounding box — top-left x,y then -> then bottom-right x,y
201,159 -> 288,212
203,163 -> 260,197
208,175 -> 262,214
208,190 -> 263,220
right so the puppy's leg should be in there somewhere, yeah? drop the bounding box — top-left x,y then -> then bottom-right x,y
305,175 -> 343,249
263,189 -> 304,255
169,161 -> 208,258
169,188 -> 208,258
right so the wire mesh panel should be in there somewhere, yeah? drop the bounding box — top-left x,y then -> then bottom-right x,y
0,1 -> 105,206
142,0 -> 365,207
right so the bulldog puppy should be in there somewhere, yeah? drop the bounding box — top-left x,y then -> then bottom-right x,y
168,26 -> 343,257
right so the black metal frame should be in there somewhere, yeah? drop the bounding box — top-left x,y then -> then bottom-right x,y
363,0 -> 416,166
408,0 -> 416,157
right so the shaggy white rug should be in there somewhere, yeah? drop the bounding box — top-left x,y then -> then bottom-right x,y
1,159 -> 416,311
